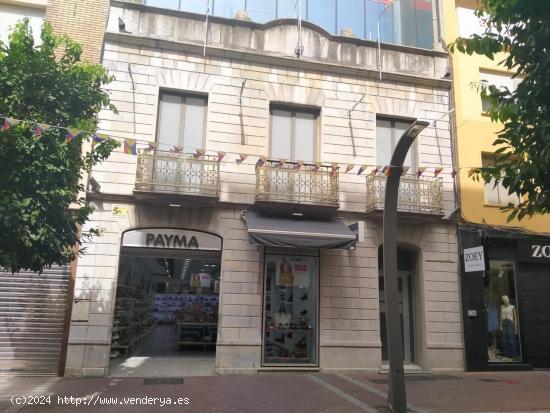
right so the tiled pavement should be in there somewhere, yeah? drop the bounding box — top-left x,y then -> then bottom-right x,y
1,371 -> 550,413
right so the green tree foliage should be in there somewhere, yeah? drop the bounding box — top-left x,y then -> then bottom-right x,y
0,20 -> 119,272
450,0 -> 550,221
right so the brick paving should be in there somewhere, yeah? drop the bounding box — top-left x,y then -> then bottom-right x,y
1,371 -> 550,413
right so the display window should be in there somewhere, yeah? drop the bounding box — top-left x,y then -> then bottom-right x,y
485,260 -> 522,363
262,254 -> 318,365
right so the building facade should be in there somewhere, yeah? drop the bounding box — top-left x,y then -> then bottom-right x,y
63,0 -> 464,377
444,0 -> 550,370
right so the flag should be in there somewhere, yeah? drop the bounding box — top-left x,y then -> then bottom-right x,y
313,162 -> 322,173
370,166 -> 382,175
416,167 -> 427,178
193,148 -> 206,159
236,154 -> 248,165
357,164 -> 367,175
171,145 -> 183,153
382,166 -> 393,177
331,162 -> 339,177
92,133 -> 109,143
124,138 -> 137,155
2,117 -> 21,131
275,159 -> 286,169
401,166 -> 410,176
293,160 -> 303,170
33,123 -> 51,137
64,128 -> 81,144
144,142 -> 157,153
451,169 -> 458,178
345,164 -> 355,174
434,167 -> 444,178
255,156 -> 267,169
217,151 -> 226,162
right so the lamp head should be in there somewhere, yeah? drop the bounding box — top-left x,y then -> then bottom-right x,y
406,119 -> 430,139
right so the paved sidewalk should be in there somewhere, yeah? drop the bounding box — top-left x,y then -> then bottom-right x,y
1,371 -> 549,413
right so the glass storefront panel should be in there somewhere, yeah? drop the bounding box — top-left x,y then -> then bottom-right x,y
263,254 -> 318,365
485,260 -> 522,362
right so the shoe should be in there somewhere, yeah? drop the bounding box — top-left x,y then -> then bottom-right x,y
300,292 -> 308,300
286,331 -> 293,339
274,334 -> 285,344
300,309 -> 308,316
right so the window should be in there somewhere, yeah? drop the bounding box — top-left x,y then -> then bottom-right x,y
481,154 -> 519,206
157,92 -> 207,151
485,260 -> 522,363
479,70 -> 521,113
270,107 -> 317,162
457,6 -> 486,38
376,118 -> 416,171
263,254 -> 318,365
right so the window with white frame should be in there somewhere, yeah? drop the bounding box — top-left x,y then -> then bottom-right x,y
482,154 -> 519,206
376,118 -> 417,171
479,70 -> 521,113
270,107 -> 318,162
156,92 -> 207,150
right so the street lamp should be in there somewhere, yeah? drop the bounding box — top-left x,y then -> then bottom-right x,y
383,119 -> 430,413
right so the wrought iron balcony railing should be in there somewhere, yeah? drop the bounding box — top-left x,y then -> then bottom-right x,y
365,175 -> 443,215
135,151 -> 219,197
255,161 -> 339,208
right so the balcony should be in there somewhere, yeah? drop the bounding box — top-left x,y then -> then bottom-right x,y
365,175 -> 443,216
255,161 -> 339,209
134,151 -> 219,200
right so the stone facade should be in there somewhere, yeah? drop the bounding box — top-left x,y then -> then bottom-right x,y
65,1 -> 464,376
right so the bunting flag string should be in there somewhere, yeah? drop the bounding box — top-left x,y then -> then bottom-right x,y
0,114 -> 479,179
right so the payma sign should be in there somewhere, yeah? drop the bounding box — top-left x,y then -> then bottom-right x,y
122,228 -> 222,251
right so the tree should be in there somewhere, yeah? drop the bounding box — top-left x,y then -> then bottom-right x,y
450,1 -> 550,221
0,20 -> 118,272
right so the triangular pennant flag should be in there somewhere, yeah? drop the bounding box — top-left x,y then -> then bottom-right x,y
451,169 -> 458,178
357,164 -> 368,175
124,138 -> 137,155
275,159 -> 286,169
217,151 -> 226,162
345,164 -> 355,174
144,142 -> 157,153
92,133 -> 109,143
255,155 -> 267,169
313,162 -> 322,173
64,128 -> 81,144
171,145 -> 183,153
33,123 -> 51,137
434,167 -> 444,178
401,166 -> 410,176
416,167 -> 427,178
331,162 -> 339,177
236,154 -> 248,165
2,117 -> 21,131
371,165 -> 382,175
382,166 -> 393,177
468,167 -> 481,177
193,148 -> 206,159
293,160 -> 303,170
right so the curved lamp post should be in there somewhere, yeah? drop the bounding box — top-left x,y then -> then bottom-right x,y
383,119 -> 430,413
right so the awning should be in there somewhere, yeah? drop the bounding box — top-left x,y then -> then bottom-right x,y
245,211 -> 356,250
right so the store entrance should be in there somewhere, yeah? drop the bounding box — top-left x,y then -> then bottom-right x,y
109,249 -> 220,377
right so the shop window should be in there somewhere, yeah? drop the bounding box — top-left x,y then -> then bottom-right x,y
485,260 -> 522,362
157,92 -> 207,151
376,118 -> 417,171
481,154 -> 520,206
262,254 -> 318,365
270,106 -> 318,162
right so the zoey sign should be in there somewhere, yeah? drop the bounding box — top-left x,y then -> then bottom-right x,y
463,246 -> 485,272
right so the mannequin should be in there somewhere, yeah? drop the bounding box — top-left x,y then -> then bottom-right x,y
500,295 -> 519,358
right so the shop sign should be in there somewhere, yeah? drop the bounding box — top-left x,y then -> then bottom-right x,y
122,229 -> 222,251
518,241 -> 550,263
463,246 -> 485,272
